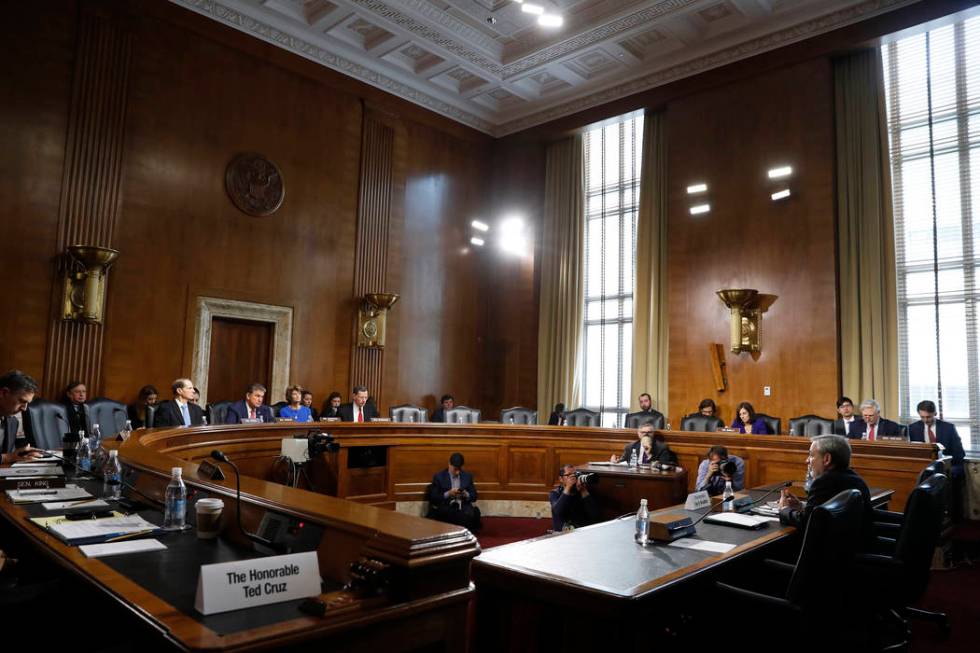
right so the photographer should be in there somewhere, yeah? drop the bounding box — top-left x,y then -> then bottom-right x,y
694,445 -> 745,496
549,464 -> 600,531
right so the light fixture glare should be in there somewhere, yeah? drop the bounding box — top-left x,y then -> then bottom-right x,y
771,189 -> 791,201
689,204 -> 711,215
538,14 -> 563,27
470,237 -> 485,246
767,165 -> 793,179
686,183 -> 707,195
521,3 -> 544,15
471,220 -> 489,232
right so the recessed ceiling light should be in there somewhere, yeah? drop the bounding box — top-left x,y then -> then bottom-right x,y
538,14 -> 563,27
521,3 -> 544,15
771,189 -> 791,201
470,237 -> 485,246
471,220 -> 489,232
686,183 -> 707,194
690,204 -> 711,215
768,165 -> 793,179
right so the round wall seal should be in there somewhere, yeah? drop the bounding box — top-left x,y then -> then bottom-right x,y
225,152 -> 284,216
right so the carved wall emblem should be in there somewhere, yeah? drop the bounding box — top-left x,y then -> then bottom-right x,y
225,152 -> 284,216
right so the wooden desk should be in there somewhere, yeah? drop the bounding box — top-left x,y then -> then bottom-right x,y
575,463 -> 688,519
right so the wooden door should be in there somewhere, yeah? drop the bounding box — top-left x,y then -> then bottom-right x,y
207,317 -> 273,404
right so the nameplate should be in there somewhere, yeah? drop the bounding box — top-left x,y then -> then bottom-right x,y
3,476 -> 66,490
194,551 -> 321,615
275,417 -> 294,422
197,460 -> 225,481
684,491 -> 711,511
369,417 -> 391,422
319,417 -> 340,422
240,418 -> 263,424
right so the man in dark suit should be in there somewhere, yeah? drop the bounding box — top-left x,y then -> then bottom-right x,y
320,392 -> 342,419
430,394 -> 454,423
779,434 -> 873,540
550,464 -> 600,531
626,392 -> 666,429
62,380 -> 89,435
847,399 -> 903,440
832,396 -> 858,436
610,422 -> 676,465
427,452 -> 480,531
0,370 -> 43,463
908,400 -> 965,478
339,385 -> 378,423
154,378 -> 206,427
226,383 -> 275,423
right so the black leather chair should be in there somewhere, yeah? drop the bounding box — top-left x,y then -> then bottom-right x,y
755,413 -> 781,435
390,404 -> 427,423
269,401 -> 287,418
444,406 -> 480,424
563,408 -> 599,427
86,398 -> 128,437
144,404 -> 157,429
624,410 -> 665,429
24,400 -> 70,450
680,414 -> 723,432
500,407 -> 537,424
206,401 -> 234,426
787,415 -> 835,437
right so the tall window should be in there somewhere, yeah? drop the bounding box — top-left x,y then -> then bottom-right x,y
883,17 -> 980,450
582,113 -> 644,427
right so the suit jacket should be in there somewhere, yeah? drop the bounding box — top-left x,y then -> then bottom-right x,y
319,403 -> 341,420
430,408 -> 447,423
730,417 -> 771,435
63,400 -> 88,435
428,468 -> 477,506
2,415 -> 20,454
226,400 -> 274,424
618,439 -> 676,465
779,467 -> 873,541
127,404 -> 149,429
909,420 -> 965,476
339,401 -> 379,422
833,417 -> 858,436
549,486 -> 600,531
847,417 -> 903,440
154,400 -> 205,427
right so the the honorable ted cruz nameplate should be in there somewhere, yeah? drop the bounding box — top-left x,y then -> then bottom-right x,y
194,551 -> 321,615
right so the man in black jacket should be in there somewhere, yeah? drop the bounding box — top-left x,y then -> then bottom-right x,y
778,434 -> 873,540
62,380 -> 89,435
339,385 -> 378,422
847,399 -> 903,440
610,423 -> 676,465
154,378 -> 205,427
0,370 -> 43,463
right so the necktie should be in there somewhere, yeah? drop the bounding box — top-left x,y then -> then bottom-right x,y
250,407 -> 255,419
928,426 -> 936,443
357,408 -> 363,423
180,402 -> 190,426
868,425 -> 876,441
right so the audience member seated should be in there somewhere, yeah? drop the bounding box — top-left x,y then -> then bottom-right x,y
1,370 -> 43,463
226,383 -> 275,423
547,402 -> 565,426
610,423 -> 676,465
301,389 -> 318,420
730,401 -> 771,434
127,385 -> 158,429
430,394 -> 454,423
278,385 -> 313,423
550,464 -> 600,531
320,392 -> 342,419
694,445 -> 745,496
832,396 -> 857,436
778,434 -> 873,540
909,400 -> 964,480
62,380 -> 89,435
426,452 -> 480,531
847,399 -> 902,440
339,385 -> 378,423
625,392 -> 666,429
154,378 -> 205,427
697,398 -> 718,419
191,387 -> 201,404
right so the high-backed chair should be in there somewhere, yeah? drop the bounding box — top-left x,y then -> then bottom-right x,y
563,408 -> 599,427
144,404 -> 157,429
680,414 -> 723,432
390,404 -> 428,423
624,410 -> 665,430
500,407 -> 537,425
271,401 -> 287,418
755,413 -> 781,435
444,406 -> 480,424
206,401 -> 233,426
86,397 -> 128,437
24,400 -> 69,450
787,415 -> 834,437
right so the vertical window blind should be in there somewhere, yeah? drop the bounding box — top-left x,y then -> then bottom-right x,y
582,113 -> 644,428
883,16 -> 980,450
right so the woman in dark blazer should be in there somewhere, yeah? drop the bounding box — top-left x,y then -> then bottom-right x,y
127,385 -> 158,429
731,401 -> 770,435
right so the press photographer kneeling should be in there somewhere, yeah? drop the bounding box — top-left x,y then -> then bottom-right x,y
694,445 -> 745,496
549,465 -> 600,531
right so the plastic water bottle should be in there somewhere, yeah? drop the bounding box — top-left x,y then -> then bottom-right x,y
629,448 -> 639,468
163,467 -> 187,531
76,430 -> 92,473
722,480 -> 735,511
508,415 -> 515,424
804,464 -> 814,493
201,415 -> 208,426
119,420 -> 133,441
635,499 -> 650,545
90,424 -> 107,471
103,450 -> 122,500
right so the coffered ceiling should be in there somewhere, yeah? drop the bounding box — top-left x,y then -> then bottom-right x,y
171,0 -> 917,135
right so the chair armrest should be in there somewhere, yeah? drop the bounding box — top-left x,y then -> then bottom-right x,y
873,508 -> 904,524
868,535 -> 898,556
762,559 -> 795,575
715,582 -> 799,613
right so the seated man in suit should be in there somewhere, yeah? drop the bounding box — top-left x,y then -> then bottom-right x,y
694,445 -> 745,496
339,385 -> 378,422
0,370 -> 44,463
909,400 -> 964,478
62,380 -> 89,435
226,383 -> 275,423
320,391 -> 342,419
832,396 -> 857,436
778,435 -> 873,540
427,452 -> 480,531
610,422 -> 676,465
847,399 -> 903,440
430,394 -> 454,423
550,464 -> 600,531
151,378 -> 205,427
632,392 -> 665,425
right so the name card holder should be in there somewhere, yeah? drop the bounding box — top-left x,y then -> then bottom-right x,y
194,551 -> 321,615
3,476 -> 67,490
240,418 -> 263,424
684,491 -> 711,511
197,460 -> 225,481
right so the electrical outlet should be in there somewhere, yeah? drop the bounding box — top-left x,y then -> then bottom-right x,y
763,386 -> 771,396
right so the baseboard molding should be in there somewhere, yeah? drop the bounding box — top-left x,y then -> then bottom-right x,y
395,500 -> 552,519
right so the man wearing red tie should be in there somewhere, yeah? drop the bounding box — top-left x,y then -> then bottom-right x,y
226,383 -> 274,423
339,385 -> 378,423
847,399 -> 903,440
909,400 -> 965,481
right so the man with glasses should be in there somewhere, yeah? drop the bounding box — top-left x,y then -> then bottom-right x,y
847,399 -> 902,440
550,464 -> 600,531
609,422 -> 676,465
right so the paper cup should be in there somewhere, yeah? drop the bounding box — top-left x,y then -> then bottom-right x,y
195,498 -> 224,539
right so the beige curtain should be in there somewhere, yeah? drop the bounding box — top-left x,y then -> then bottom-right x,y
630,112 -> 669,415
835,49 -> 899,417
537,136 -> 585,419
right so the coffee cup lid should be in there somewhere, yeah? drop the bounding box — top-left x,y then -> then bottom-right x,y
196,498 -> 224,509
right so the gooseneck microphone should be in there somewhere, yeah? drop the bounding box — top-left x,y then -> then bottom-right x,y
210,450 -> 280,552
689,480 -> 793,528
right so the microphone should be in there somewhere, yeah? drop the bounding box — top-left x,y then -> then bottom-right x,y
689,480 -> 792,527
210,450 -> 282,553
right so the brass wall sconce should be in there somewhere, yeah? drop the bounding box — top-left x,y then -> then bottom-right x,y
61,245 -> 119,324
716,289 -> 777,354
357,292 -> 399,348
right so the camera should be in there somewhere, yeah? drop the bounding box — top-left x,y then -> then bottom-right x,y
308,431 -> 339,457
716,459 -> 737,476
574,471 -> 597,484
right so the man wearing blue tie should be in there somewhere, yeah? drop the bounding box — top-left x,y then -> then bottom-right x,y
154,378 -> 205,427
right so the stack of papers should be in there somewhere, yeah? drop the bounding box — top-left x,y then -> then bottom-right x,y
6,484 -> 91,503
0,465 -> 64,477
38,514 -> 160,545
79,539 -> 167,558
703,512 -> 770,529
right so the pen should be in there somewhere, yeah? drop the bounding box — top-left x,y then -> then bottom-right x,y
103,529 -> 155,543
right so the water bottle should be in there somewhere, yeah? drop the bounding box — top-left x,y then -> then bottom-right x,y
722,480 -> 735,511
804,463 -> 813,493
635,499 -> 650,545
629,448 -> 639,468
77,430 -> 92,473
508,415 -> 515,424
103,450 -> 122,500
119,420 -> 133,441
163,467 -> 187,531
201,415 -> 208,426
90,424 -> 107,471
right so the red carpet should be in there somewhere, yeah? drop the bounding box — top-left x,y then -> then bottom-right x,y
476,516 -> 550,549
